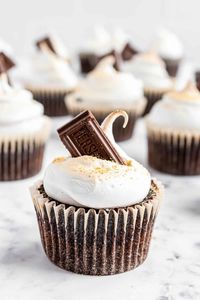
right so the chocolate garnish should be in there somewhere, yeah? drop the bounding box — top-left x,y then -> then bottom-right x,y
0,52 -> 15,74
100,50 -> 121,71
57,110 -> 125,164
36,36 -> 57,55
121,43 -> 138,61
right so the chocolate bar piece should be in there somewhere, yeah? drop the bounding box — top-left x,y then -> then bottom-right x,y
121,43 -> 138,61
0,52 -> 15,74
36,36 -> 57,55
57,110 -> 125,164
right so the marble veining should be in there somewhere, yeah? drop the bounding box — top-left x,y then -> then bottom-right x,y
0,120 -> 199,300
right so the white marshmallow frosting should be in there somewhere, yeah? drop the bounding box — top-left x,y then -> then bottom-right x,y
26,36 -> 77,89
147,82 -> 200,131
152,28 -> 183,60
123,52 -> 173,90
83,27 -> 130,55
44,111 -> 151,208
0,76 -> 48,135
72,56 -> 144,106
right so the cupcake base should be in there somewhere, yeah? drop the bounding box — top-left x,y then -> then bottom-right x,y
0,142 -> 45,181
147,125 -> 200,175
0,117 -> 51,181
26,86 -> 72,117
31,180 -> 162,276
144,88 -> 169,116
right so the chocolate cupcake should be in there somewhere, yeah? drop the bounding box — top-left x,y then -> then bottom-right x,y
123,51 -> 173,115
152,29 -> 183,78
0,75 -> 51,181
146,82 -> 200,175
67,56 -> 146,142
24,35 -> 78,117
30,110 -> 163,275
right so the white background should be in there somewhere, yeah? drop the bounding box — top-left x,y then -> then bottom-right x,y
1,0 -> 200,61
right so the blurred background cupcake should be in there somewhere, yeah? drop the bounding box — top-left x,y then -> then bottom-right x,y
79,26 -> 120,74
146,82 -> 200,175
67,56 -> 146,142
151,28 -> 184,78
0,53 -> 51,181
123,51 -> 173,115
79,27 -> 138,74
24,34 -> 78,117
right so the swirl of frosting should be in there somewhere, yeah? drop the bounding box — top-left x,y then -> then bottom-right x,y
43,110 -> 151,208
112,28 -> 130,52
147,82 -> 200,130
74,56 -> 144,105
152,29 -> 183,60
123,51 -> 173,90
0,75 -> 49,135
27,39 -> 77,89
83,26 -> 112,55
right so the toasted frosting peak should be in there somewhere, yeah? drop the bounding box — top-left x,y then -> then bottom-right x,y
167,82 -> 200,102
44,111 -> 151,208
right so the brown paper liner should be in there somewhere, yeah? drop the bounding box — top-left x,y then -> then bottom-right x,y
162,58 -> 181,78
66,96 -> 146,142
31,179 -> 163,275
147,124 -> 200,175
26,85 -> 74,117
0,117 -> 51,181
144,88 -> 169,116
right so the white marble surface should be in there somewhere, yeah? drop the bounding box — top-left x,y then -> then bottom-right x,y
0,119 -> 200,300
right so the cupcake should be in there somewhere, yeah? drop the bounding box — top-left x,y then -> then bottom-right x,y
0,57 -> 51,180
79,27 -> 120,74
67,56 -> 146,142
146,82 -> 200,175
123,51 -> 173,115
152,29 -> 183,77
24,35 -> 78,117
30,110 -> 163,275
79,27 -> 138,74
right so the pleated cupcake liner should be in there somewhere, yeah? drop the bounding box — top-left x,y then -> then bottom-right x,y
162,58 -> 181,78
147,124 -> 200,175
26,86 -> 73,117
66,96 -> 146,142
144,88 -> 169,116
30,179 -> 163,275
0,117 -> 51,181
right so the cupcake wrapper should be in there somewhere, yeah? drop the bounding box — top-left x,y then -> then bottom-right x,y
162,58 -> 181,78
67,97 -> 146,142
0,118 -> 51,181
0,141 -> 44,181
144,89 -> 167,116
147,125 -> 200,175
26,87 -> 71,117
31,180 -> 162,275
